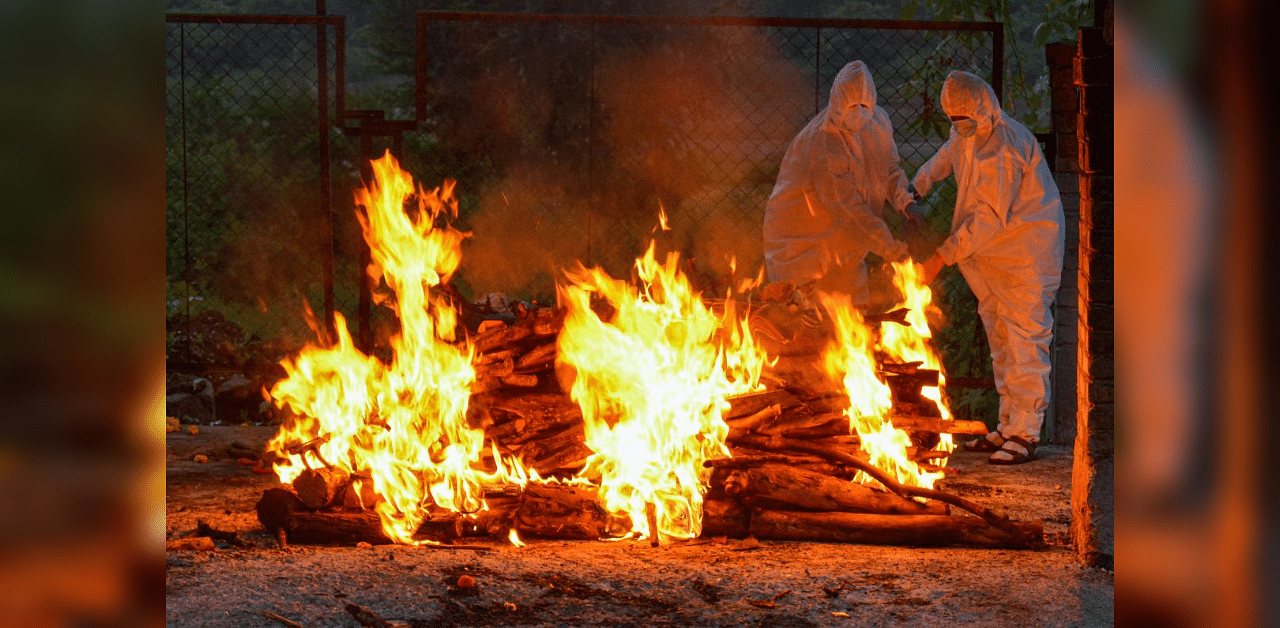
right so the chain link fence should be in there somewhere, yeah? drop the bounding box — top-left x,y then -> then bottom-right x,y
165,11 -> 1002,423
166,15 -> 348,374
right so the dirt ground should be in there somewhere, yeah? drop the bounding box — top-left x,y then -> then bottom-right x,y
166,426 -> 1113,627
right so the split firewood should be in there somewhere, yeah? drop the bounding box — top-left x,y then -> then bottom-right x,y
514,482 -> 626,539
471,376 -> 504,396
865,308 -> 910,326
474,355 -> 515,380
749,510 -> 1043,549
723,389 -> 800,420
474,348 -> 517,365
724,403 -> 781,432
884,370 -> 940,387
732,434 -> 1031,536
292,467 -> 351,509
878,360 -> 923,375
342,476 -> 381,509
529,441 -> 592,476
256,488 -> 392,546
889,415 -> 989,436
514,342 -> 557,371
801,393 -> 850,414
719,464 -> 946,516
500,373 -> 539,388
757,410 -> 846,436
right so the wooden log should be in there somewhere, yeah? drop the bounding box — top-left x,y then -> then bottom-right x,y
865,308 -> 910,326
256,488 -> 392,545
292,468 -> 351,509
471,322 -> 533,354
758,410 -> 846,436
500,373 -> 539,388
723,464 -> 946,516
750,510 -> 1043,549
481,393 -> 584,443
889,415 -> 989,436
885,370 -> 939,387
724,403 -> 781,431
515,482 -> 626,539
700,498 -> 750,539
766,354 -> 839,393
341,476 -> 381,509
724,389 -> 801,420
474,355 -> 515,380
801,393 -> 850,414
732,434 -> 1029,535
514,342 -> 557,371
474,348 -> 517,365
878,360 -> 923,375
529,441 -> 592,476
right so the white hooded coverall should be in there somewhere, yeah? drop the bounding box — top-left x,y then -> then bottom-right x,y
911,71 -> 1066,443
763,60 -> 913,305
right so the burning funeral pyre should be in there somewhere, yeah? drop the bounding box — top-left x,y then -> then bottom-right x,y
254,153 -> 1043,550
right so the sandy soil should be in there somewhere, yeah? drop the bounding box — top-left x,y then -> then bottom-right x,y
166,426 -> 1113,627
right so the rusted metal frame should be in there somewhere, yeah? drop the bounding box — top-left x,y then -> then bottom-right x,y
317,2 -> 336,336
165,13 -> 344,26
417,12 -> 1000,33
179,21 -> 193,365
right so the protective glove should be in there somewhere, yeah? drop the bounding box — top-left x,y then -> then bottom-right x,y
921,252 -> 946,284
902,201 -> 926,230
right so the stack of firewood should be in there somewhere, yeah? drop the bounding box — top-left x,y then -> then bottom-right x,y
256,300 -> 1041,549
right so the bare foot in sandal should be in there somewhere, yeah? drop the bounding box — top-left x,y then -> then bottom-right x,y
962,431 -> 1004,453
988,436 -> 1037,465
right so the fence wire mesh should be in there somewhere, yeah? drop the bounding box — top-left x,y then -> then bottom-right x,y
166,17 -> 347,371
165,12 -> 1001,423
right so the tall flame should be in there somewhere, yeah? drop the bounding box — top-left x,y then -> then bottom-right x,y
557,241 -> 767,543
878,261 -> 955,451
266,151 -> 517,543
819,289 -> 943,490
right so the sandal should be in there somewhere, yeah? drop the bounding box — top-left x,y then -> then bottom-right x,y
962,431 -> 1005,453
988,436 -> 1037,465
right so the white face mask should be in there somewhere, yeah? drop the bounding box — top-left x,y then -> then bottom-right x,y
953,118 -> 979,137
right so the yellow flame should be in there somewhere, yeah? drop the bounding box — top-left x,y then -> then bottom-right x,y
508,528 -> 526,548
557,241 -> 767,543
266,151 -> 530,544
818,292 -> 942,489
878,261 -> 955,452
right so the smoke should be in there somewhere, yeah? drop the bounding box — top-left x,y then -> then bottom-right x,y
449,25 -> 809,300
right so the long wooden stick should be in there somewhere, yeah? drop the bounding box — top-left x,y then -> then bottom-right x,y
732,434 -> 1025,535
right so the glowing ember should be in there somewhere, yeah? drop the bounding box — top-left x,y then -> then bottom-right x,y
266,151 -> 527,544
556,240 -> 768,543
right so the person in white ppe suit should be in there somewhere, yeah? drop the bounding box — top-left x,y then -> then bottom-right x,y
763,60 -> 916,307
912,70 -> 1065,465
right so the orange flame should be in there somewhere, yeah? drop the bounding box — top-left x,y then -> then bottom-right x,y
266,151 -> 527,544
819,289 -> 943,490
878,261 -> 955,451
557,241 -> 767,543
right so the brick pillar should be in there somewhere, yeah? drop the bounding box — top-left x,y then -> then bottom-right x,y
1071,24 -> 1114,567
1046,41 -> 1080,446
